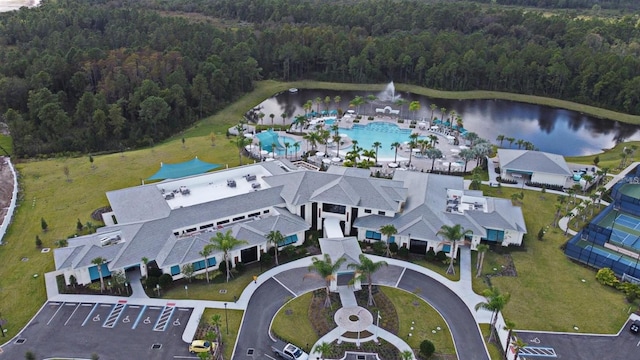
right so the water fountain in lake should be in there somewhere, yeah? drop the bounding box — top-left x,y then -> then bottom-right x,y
378,81 -> 401,102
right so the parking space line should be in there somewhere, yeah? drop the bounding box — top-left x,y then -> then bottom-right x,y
46,302 -> 64,326
103,301 -> 127,328
64,303 -> 82,326
153,304 -> 175,332
82,303 -> 99,327
132,305 -> 147,329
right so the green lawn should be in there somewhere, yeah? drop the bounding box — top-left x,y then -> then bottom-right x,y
271,292 -> 317,349
271,287 -> 456,356
0,79 -> 636,345
0,134 -> 12,155
474,185 -> 629,333
161,269 -> 259,302
200,308 -> 243,360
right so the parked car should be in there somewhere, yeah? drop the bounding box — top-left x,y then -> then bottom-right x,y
189,339 -> 215,353
272,343 -> 309,360
630,320 -> 640,334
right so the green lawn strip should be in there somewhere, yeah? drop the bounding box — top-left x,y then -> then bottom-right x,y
0,134 -> 12,155
199,308 -> 243,360
380,287 -> 455,356
477,185 -> 629,333
479,324 -> 504,360
161,270 -> 256,302
410,257 -> 461,282
271,292 -> 317,349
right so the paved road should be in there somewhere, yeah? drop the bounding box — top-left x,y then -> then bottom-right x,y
233,266 -> 488,360
517,321 -> 640,360
0,301 -> 193,360
398,269 -> 489,360
233,277 -> 296,359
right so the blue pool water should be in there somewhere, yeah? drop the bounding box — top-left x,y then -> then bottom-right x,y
325,120 -> 422,159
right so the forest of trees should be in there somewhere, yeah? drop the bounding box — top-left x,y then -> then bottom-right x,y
0,0 -> 639,157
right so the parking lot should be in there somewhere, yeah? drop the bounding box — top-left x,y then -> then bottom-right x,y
516,319 -> 640,360
0,301 -> 196,360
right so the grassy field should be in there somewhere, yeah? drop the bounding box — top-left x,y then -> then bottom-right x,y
271,292 -> 317,349
161,269 -> 259,302
473,185 -> 629,333
565,141 -> 640,173
0,79 -> 636,345
0,134 -> 12,155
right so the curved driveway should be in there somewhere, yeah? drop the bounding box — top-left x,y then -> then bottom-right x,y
232,259 -> 489,360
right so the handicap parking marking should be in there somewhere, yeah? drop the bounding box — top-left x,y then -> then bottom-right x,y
81,303 -> 114,328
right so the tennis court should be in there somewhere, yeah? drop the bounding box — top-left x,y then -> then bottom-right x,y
609,228 -> 640,249
615,214 -> 640,230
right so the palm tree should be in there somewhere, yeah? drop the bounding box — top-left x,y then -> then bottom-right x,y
440,107 -> 447,124
429,103 -> 438,120
314,342 -> 332,360
391,141 -> 401,164
91,257 -> 107,292
304,254 -> 346,307
283,141 -> 291,159
324,96 -> 331,112
515,139 -> 525,149
348,254 -> 388,306
281,113 -> 287,125
428,134 -> 438,146
496,134 -> 505,147
512,337 -> 527,360
425,148 -> 443,172
475,287 -> 511,343
366,94 -> 377,114
211,314 -> 223,344
266,230 -> 284,266
209,230 -> 248,282
401,350 -> 414,360
476,244 -> 489,278
199,245 -> 213,283
506,137 -> 515,148
315,97 -> 322,113
333,134 -> 342,157
459,148 -> 475,173
293,115 -> 306,130
409,100 -> 421,120
395,99 -> 408,118
320,129 -> 331,154
379,224 -> 397,257
303,100 -> 313,116
269,113 -> 275,126
436,224 -> 473,275
258,112 -> 265,125
372,141 -> 382,165
350,95 -> 365,114
293,142 -> 300,159
408,133 -> 419,165
449,110 -> 456,129
334,95 -> 341,110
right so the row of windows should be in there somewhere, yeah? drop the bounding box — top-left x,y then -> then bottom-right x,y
174,209 -> 271,236
170,257 -> 217,276
279,234 -> 298,247
484,229 -> 505,242
364,231 -> 395,243
363,209 -> 386,216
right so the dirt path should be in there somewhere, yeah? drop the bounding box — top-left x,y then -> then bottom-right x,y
0,156 -> 15,227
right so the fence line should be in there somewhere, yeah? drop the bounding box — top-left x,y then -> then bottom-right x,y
0,157 -> 18,244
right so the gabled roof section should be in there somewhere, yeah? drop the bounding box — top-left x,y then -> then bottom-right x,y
318,236 -> 362,273
498,149 -> 572,176
264,171 -> 405,211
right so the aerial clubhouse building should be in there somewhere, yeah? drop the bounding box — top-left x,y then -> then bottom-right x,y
54,160 -> 527,286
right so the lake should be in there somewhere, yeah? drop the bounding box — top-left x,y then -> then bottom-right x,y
255,88 -> 640,156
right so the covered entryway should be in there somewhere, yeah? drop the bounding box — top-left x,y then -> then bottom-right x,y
241,246 -> 258,263
409,239 -> 428,255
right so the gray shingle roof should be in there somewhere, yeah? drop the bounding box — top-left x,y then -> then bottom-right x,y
318,237 -> 362,272
498,149 -> 572,176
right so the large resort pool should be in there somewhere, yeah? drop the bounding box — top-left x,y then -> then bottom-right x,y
324,119 -> 423,160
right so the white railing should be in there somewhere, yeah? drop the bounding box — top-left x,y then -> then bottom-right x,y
0,157 -> 18,244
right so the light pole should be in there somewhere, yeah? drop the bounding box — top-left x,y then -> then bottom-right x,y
185,285 -> 188,297
224,303 -> 229,335
125,282 -> 129,296
156,284 -> 161,297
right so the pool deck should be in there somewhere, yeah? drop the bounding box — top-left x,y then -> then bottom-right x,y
247,114 -> 477,173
